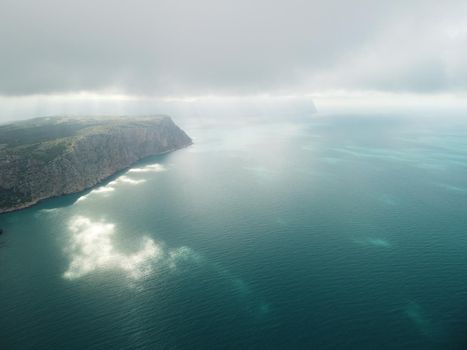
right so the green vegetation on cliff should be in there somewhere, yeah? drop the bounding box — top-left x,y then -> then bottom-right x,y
0,116 -> 192,213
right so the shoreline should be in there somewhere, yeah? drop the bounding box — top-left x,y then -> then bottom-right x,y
0,142 -> 192,215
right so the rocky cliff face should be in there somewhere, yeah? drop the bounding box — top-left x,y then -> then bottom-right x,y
0,116 -> 192,213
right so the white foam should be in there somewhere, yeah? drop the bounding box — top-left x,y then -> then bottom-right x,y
117,175 -> 146,185
128,163 -> 166,173
92,186 -> 115,194
76,185 -> 115,202
76,175 -> 146,203
74,164 -> 166,204
76,194 -> 89,202
40,208 -> 59,213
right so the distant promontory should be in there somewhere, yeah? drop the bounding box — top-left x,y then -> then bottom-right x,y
0,116 -> 192,213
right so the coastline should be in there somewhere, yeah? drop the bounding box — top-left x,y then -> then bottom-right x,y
0,142 -> 192,215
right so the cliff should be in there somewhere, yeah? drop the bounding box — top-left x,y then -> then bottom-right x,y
0,116 -> 192,213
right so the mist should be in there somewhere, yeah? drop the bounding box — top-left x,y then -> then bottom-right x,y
2,0 -> 467,109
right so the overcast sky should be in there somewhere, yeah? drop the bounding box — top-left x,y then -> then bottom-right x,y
1,0 -> 467,99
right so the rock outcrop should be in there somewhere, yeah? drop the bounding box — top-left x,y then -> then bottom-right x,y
0,116 -> 192,213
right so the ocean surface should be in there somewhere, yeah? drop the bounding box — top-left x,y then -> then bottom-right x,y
1,113 -> 467,349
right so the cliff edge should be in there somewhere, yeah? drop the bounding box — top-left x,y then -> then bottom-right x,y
0,115 -> 192,213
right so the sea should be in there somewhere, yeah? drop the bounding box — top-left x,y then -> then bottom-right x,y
1,113 -> 467,349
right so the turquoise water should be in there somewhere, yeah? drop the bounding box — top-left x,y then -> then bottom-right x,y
1,114 -> 467,349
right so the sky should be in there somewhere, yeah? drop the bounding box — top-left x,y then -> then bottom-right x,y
1,0 -> 467,120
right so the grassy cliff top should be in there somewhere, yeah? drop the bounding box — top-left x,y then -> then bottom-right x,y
0,115 -> 170,160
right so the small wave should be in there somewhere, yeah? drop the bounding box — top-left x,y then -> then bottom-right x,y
128,163 -> 166,173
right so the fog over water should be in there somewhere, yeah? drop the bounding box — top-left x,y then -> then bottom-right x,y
1,0 -> 467,123
2,0 -> 467,98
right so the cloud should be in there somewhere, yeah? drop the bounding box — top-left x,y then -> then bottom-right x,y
1,0 -> 467,97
